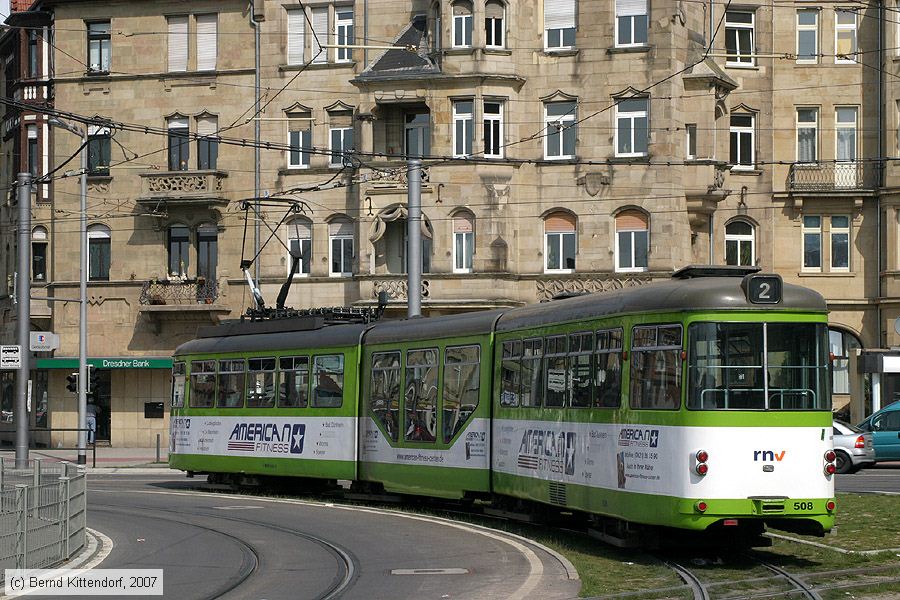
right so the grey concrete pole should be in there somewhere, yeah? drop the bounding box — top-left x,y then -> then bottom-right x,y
15,172 -> 32,468
407,159 -> 422,318
77,129 -> 88,465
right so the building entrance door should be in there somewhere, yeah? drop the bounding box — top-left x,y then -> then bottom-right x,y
91,369 -> 112,443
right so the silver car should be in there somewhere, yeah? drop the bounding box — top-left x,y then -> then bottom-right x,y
833,420 -> 876,474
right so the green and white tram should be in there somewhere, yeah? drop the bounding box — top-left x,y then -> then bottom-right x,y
170,267 -> 836,539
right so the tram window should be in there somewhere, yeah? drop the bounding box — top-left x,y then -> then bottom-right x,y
371,352 -> 401,441
766,323 -> 828,410
544,335 -> 567,408
247,357 -> 276,408
189,360 -> 216,408
500,340 -> 522,407
630,325 -> 682,410
444,345 -> 480,443
521,338 -> 543,407
687,323 -> 764,410
313,354 -> 344,408
594,328 -> 623,408
569,332 -> 593,408
279,356 -> 309,408
172,362 -> 186,408
405,348 -> 438,443
217,359 -> 246,408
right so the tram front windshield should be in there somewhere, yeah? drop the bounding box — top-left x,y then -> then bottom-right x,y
687,322 -> 829,410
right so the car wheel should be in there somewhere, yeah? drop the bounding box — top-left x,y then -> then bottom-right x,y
835,450 -> 852,474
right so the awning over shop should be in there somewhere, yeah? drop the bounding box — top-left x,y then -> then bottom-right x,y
35,357 -> 173,370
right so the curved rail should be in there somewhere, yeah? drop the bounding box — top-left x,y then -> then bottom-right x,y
749,555 -> 822,600
663,560 -> 711,600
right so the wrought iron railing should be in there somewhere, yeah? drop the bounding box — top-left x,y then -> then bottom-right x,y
788,162 -> 876,192
139,278 -> 219,305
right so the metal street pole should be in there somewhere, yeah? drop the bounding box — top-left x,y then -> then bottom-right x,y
407,159 -> 422,319
15,172 -> 32,468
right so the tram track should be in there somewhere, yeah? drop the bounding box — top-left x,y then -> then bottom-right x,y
92,502 -> 357,600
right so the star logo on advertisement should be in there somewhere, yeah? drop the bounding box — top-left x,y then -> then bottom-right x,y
291,424 -> 306,454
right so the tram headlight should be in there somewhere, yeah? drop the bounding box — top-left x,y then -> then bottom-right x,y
694,450 -> 709,476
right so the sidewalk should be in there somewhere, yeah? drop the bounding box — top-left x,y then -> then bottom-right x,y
0,445 -> 170,469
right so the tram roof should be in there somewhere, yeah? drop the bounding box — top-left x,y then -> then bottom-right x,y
495,276 -> 827,332
174,321 -> 369,356
363,309 -> 505,345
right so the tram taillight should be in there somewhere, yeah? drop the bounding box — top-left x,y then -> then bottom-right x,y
696,450 -> 709,463
824,463 -> 836,475
694,450 -> 709,476
826,500 -> 836,511
695,500 -> 708,512
824,449 -> 837,475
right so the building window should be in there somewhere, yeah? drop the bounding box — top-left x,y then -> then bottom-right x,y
329,219 -> 354,276
167,117 -> 190,171
167,15 -> 189,72
405,110 -> 431,157
483,101 -> 504,158
32,226 -> 48,281
724,220 -> 755,266
196,115 -> 218,170
87,21 -> 110,73
796,9 -> 818,63
729,113 -> 755,169
288,112 -> 312,168
196,14 -> 218,71
453,100 -> 474,157
286,8 -> 306,65
544,211 -> 576,272
335,9 -> 354,62
544,101 -> 576,159
87,224 -> 111,281
27,30 -> 38,78
725,11 -> 754,66
615,209 -> 649,272
616,0 -> 648,47
835,9 -> 857,64
796,108 -> 818,163
615,97 -> 649,157
452,1 -> 473,47
686,123 -> 697,159
831,215 -> 850,271
329,126 -> 354,168
197,224 -> 218,280
829,328 -> 861,395
453,211 -> 474,273
287,218 -> 312,276
27,125 -> 38,178
87,125 -> 111,175
836,106 -> 857,162
311,7 -> 328,63
802,215 -> 822,271
485,0 -> 505,48
168,224 -> 190,276
545,0 -> 576,50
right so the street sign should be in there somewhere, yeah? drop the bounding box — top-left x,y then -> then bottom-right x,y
30,331 -> 59,352
1,345 -> 22,369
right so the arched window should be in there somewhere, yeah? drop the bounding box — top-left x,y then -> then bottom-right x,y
453,211 -> 475,273
168,224 -> 190,277
485,0 -> 505,48
829,328 -> 862,395
544,211 -> 576,272
452,1 -> 473,47
725,219 -> 755,266
32,226 -> 48,281
287,217 -> 312,276
197,224 -> 218,280
615,209 -> 649,272
87,224 -> 111,281
329,218 -> 354,277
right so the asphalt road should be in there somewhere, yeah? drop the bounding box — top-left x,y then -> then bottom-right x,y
84,473 -> 579,600
835,462 -> 900,494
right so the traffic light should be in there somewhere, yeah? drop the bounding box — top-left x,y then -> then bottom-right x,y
86,365 -> 97,393
65,372 -> 78,394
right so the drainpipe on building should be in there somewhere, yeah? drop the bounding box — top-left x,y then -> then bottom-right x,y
877,0 -> 885,348
250,1 -> 262,284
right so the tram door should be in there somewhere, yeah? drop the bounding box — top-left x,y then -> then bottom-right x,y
90,369 -> 112,444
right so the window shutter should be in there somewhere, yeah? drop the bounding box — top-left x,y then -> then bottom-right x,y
168,16 -> 188,72
544,212 -> 576,232
329,219 -> 354,237
545,0 -> 576,29
453,213 -> 474,233
616,210 -> 649,230
311,7 -> 327,63
287,9 -> 306,64
485,0 -> 504,19
196,14 -> 217,71
616,0 -> 647,17
197,115 -> 217,137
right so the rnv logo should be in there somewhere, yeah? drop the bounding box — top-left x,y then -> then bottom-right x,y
753,450 -> 786,462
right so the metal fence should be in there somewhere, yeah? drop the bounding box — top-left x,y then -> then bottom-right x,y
0,458 -> 86,579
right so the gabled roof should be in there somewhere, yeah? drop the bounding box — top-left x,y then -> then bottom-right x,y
355,15 -> 440,82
